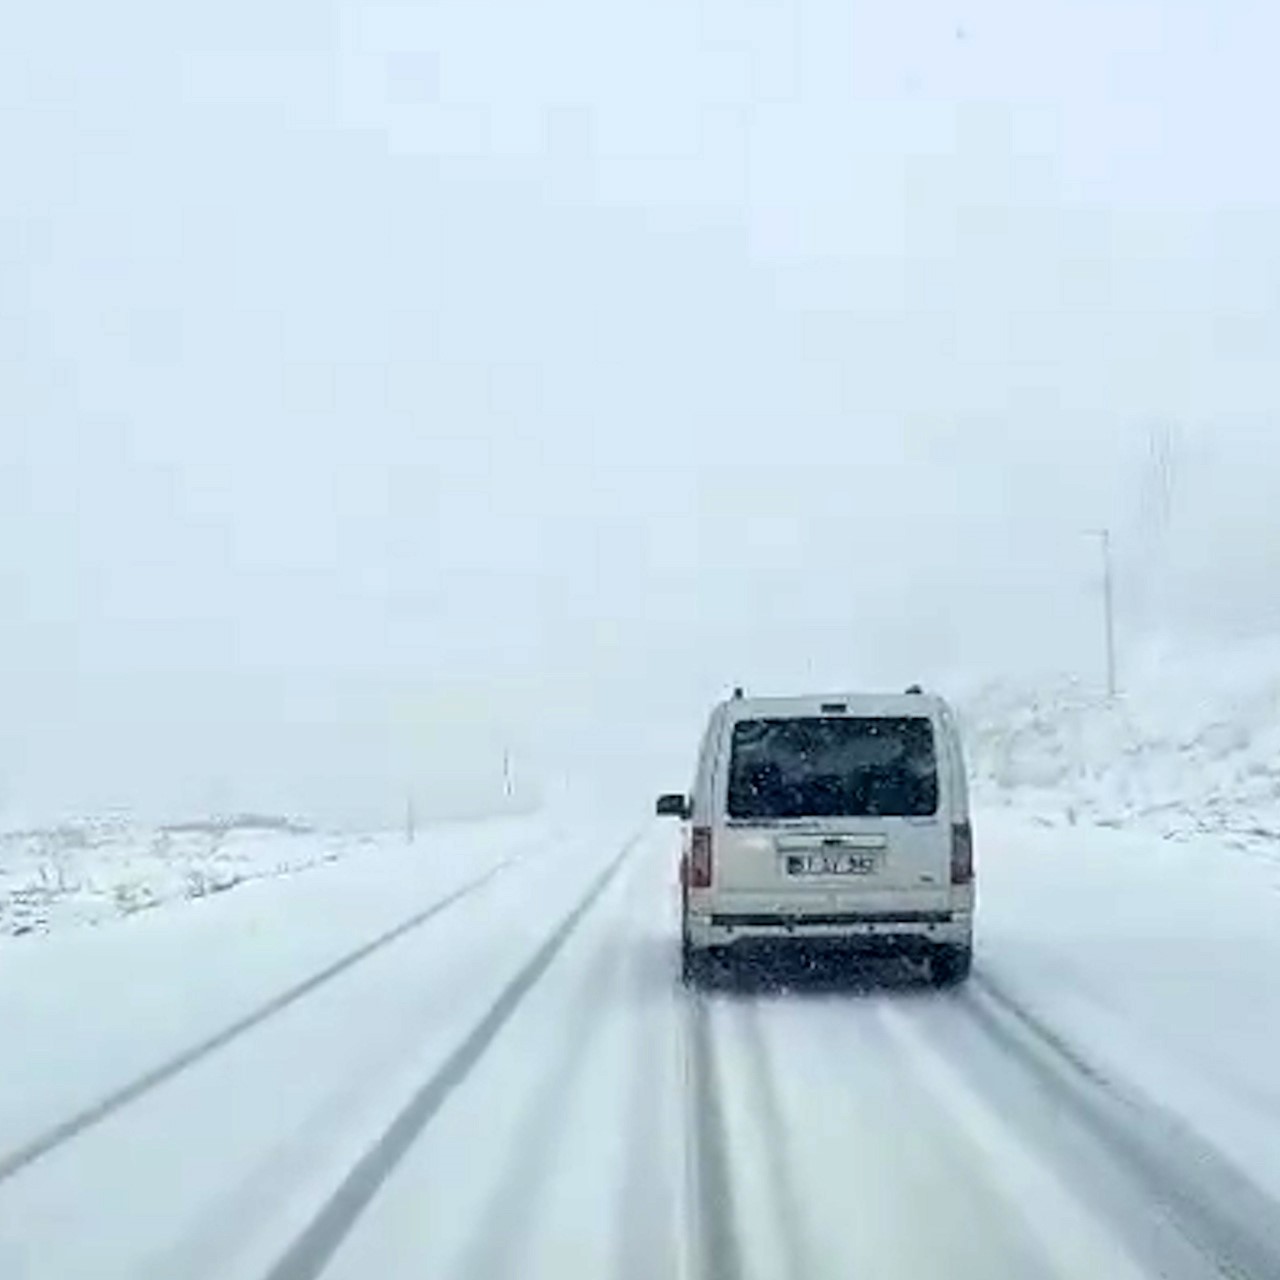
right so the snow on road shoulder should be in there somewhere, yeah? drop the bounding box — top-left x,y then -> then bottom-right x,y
978,805 -> 1280,1206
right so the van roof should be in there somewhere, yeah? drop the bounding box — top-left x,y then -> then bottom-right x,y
721,691 -> 949,718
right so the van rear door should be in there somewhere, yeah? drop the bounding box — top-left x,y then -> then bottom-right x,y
711,714 -> 951,911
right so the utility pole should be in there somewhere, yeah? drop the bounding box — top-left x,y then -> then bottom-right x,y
502,750 -> 515,802
405,792 -> 417,845
1088,529 -> 1118,700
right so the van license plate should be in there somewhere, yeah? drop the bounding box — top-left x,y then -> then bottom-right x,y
787,853 -> 877,876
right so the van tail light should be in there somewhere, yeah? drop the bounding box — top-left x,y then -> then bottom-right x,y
689,826 -> 714,889
951,821 -> 974,885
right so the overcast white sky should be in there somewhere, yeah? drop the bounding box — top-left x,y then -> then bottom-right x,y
4,0 -> 1280,823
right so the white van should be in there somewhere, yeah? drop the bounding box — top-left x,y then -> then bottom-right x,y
657,689 -> 974,986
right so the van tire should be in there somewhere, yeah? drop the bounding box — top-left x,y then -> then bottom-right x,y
681,938 -> 715,988
681,940 -> 702,987
931,945 -> 972,987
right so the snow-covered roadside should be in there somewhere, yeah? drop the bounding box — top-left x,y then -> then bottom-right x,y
0,818 -> 396,939
0,808 -> 551,942
962,640 -> 1280,852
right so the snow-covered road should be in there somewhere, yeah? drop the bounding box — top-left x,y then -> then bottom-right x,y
2,809 -> 1279,1279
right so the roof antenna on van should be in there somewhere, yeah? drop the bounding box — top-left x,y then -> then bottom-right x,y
732,686 -> 745,700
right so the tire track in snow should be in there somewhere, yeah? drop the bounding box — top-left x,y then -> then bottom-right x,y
258,834 -> 640,1280
0,847 -> 535,1185
684,992 -> 743,1280
612,878 -> 682,1280
448,881 -> 631,1279
963,975 -> 1280,1280
732,998 -> 816,1280
877,998 -> 1150,1280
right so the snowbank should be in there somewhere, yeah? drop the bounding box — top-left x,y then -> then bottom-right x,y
962,639 -> 1280,854
0,818 -> 388,939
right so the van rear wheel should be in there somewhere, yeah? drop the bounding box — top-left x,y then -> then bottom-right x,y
930,945 -> 972,987
681,933 -> 717,988
681,940 -> 702,987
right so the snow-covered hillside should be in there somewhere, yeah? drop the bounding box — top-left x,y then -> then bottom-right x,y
963,640 -> 1280,854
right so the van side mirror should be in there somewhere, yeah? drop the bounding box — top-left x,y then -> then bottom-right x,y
656,794 -> 689,819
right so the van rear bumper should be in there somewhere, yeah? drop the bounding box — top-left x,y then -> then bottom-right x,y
686,909 -> 972,951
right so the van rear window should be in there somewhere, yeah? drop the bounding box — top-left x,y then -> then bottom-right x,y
727,717 -> 938,819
